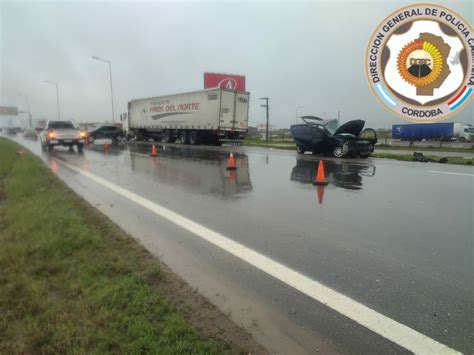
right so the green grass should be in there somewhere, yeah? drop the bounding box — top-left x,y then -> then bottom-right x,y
0,138 -> 227,353
371,152 -> 472,165
375,145 -> 474,152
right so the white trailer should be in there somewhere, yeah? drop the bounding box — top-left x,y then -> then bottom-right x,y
128,88 -> 250,144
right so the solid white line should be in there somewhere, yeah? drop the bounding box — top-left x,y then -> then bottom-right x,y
57,159 -> 461,355
429,170 -> 474,177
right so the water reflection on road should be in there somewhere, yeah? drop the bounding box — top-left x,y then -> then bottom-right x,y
290,157 -> 376,190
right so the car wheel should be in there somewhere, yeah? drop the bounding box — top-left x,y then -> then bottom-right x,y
47,144 -> 54,151
332,146 -> 345,158
77,143 -> 84,152
296,146 -> 305,154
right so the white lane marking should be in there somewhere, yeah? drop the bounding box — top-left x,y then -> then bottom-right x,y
429,170 -> 474,177
57,159 -> 461,355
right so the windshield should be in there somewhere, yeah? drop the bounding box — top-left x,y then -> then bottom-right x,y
323,120 -> 339,135
48,121 -> 76,129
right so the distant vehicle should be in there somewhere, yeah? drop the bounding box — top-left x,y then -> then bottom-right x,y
392,122 -> 472,142
291,117 -> 377,158
87,125 -> 125,143
39,120 -> 86,151
128,88 -> 250,145
4,127 -> 17,136
35,119 -> 47,133
23,128 -> 38,140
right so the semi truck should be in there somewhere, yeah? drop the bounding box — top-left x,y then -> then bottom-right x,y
392,122 -> 472,142
128,88 -> 250,145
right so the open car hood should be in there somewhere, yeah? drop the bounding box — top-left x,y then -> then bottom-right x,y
334,120 -> 365,136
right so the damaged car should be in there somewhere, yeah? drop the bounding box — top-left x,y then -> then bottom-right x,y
290,116 -> 377,158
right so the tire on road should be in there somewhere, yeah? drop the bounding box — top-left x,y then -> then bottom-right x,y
163,130 -> 176,143
296,146 -> 305,154
189,130 -> 200,145
332,146 -> 345,158
178,130 -> 189,144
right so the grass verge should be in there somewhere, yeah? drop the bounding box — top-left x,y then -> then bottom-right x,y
375,145 -> 474,152
244,141 -> 472,165
371,152 -> 472,165
0,138 -> 254,353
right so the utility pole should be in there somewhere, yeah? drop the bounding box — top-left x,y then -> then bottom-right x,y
337,110 -> 340,121
44,81 -> 60,120
92,56 -> 115,124
260,97 -> 269,141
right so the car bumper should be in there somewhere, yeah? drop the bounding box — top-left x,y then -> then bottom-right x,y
47,139 -> 82,145
348,143 -> 373,155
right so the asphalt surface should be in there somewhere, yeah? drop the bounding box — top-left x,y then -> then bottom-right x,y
6,136 -> 474,354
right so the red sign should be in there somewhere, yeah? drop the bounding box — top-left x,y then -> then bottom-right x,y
204,73 -> 246,91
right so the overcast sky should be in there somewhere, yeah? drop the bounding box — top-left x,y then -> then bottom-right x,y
1,0 -> 472,129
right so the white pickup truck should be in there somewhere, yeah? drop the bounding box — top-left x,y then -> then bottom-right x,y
40,120 -> 86,151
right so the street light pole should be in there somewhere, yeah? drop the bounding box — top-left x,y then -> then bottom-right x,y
44,81 -> 60,120
259,97 -> 269,142
92,56 -> 115,124
295,105 -> 304,124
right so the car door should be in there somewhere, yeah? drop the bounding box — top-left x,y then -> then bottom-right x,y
310,126 -> 332,153
95,127 -> 106,139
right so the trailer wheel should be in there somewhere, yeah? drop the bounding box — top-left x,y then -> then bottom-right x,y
189,130 -> 200,145
163,130 -> 175,143
179,131 -> 189,144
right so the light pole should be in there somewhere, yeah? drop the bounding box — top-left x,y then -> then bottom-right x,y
295,105 -> 304,124
19,93 -> 32,127
259,97 -> 269,142
92,56 -> 115,124
44,81 -> 60,120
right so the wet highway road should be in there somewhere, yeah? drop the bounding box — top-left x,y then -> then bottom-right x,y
7,136 -> 474,354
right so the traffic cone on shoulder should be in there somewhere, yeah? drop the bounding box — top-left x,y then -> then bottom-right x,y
151,144 -> 157,157
313,160 -> 328,185
226,152 -> 236,170
103,143 -> 109,152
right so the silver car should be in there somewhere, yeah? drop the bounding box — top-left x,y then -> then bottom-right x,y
40,120 -> 86,151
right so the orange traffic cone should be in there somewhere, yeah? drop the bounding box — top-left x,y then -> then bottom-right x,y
313,160 -> 328,185
104,143 -> 109,151
151,145 -> 157,157
226,152 -> 236,170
